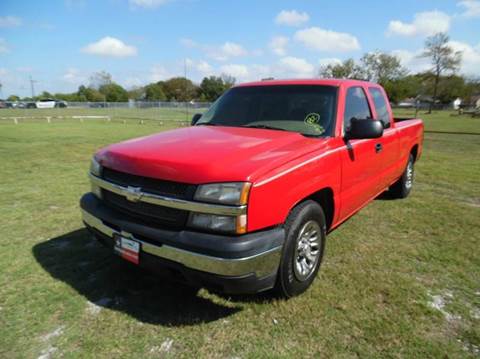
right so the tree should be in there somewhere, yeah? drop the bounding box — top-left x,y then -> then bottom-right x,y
77,85 -> 105,102
39,91 -> 53,99
383,75 -> 424,104
162,77 -> 198,101
144,82 -> 167,101
199,76 -> 235,101
99,83 -> 128,102
89,71 -> 113,90
319,59 -> 364,80
128,86 -> 145,101
7,95 -> 20,101
420,33 -> 462,113
360,52 -> 407,85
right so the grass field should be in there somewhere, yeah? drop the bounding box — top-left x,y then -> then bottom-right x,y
0,110 -> 479,358
0,105 -> 208,124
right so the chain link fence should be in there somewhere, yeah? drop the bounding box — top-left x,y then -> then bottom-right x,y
0,101 -> 213,125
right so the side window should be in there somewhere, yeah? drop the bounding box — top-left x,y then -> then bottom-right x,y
369,87 -> 391,128
343,87 -> 372,131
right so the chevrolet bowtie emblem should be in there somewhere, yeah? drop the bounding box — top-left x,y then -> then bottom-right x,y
125,186 -> 143,202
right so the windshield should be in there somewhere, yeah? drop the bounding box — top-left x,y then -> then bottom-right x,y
196,85 -> 338,137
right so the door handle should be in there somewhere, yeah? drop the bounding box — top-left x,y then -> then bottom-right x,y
375,143 -> 383,153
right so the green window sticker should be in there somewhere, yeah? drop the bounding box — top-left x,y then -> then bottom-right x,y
304,113 -> 321,125
304,113 -> 325,134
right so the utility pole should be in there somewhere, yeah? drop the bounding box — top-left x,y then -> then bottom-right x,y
29,76 -> 38,98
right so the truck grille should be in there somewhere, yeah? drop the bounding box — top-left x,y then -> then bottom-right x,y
102,167 -> 194,199
101,167 -> 195,228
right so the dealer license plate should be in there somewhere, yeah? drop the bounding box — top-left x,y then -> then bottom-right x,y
114,235 -> 140,265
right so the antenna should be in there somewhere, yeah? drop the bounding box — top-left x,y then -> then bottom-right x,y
29,76 -> 38,98
184,58 -> 188,122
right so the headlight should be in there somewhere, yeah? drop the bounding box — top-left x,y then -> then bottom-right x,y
194,182 -> 251,205
189,213 -> 247,234
90,157 -> 102,177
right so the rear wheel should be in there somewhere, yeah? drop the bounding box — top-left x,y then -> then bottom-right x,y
390,154 -> 415,198
275,200 -> 326,298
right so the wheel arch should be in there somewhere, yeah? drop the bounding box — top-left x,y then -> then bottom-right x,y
289,187 -> 335,232
411,144 -> 419,162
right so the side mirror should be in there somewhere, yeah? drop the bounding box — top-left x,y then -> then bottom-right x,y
191,113 -> 202,126
346,118 -> 383,139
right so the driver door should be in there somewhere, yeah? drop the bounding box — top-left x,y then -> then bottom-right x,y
339,86 -> 384,220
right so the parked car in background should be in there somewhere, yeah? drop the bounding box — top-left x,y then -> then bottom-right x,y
90,102 -> 107,108
81,79 -> 424,297
35,98 -> 56,109
33,98 -> 68,109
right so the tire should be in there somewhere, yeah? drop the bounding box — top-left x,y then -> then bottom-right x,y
275,200 -> 326,298
389,154 -> 415,199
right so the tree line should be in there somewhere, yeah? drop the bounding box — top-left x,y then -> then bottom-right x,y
6,33 -> 480,108
7,71 -> 236,103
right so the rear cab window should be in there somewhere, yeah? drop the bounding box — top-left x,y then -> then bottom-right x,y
368,87 -> 391,128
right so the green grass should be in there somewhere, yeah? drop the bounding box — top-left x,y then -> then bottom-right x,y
0,105 -> 208,124
0,111 -> 479,358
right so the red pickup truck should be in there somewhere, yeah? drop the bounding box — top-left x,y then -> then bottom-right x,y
81,79 -> 423,297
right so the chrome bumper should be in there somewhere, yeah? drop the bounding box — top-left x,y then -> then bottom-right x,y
81,210 -> 282,278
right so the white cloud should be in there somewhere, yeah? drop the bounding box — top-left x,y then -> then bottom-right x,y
122,76 -> 144,88
457,0 -> 480,17
129,0 -> 168,8
62,68 -> 86,85
0,38 -> 10,54
181,39 -> 248,61
390,49 -> 430,73
448,40 -> 480,75
318,58 -> 342,67
0,68 -> 8,77
150,65 -> 171,82
220,64 -> 249,79
275,10 -> 309,27
81,37 -> 137,57
387,11 -> 451,37
220,42 -> 247,58
277,57 -> 315,77
269,36 -> 289,56
391,41 -> 480,75
0,16 -> 22,28
195,60 -> 214,75
185,58 -> 214,76
208,42 -> 247,61
294,27 -> 360,52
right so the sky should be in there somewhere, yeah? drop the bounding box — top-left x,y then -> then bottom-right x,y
0,0 -> 479,97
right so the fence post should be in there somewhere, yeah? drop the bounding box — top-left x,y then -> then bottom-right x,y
14,117 -> 18,124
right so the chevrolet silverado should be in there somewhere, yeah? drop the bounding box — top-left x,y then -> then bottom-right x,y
80,79 -> 424,297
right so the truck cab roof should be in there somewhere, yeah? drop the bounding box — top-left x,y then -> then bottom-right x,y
235,78 -> 380,88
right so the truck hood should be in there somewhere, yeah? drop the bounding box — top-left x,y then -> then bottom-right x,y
97,126 -> 330,184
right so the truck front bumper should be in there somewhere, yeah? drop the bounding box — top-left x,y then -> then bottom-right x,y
80,193 -> 285,294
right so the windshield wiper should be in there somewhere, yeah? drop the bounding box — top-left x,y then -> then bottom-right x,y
241,124 -> 287,131
196,122 -> 219,126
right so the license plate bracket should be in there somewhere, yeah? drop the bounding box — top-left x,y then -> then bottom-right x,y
114,234 -> 140,265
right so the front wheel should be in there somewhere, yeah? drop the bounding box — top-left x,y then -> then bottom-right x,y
389,154 -> 415,198
275,200 -> 326,298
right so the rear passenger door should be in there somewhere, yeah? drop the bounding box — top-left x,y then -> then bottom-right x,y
368,87 -> 400,188
339,86 -> 383,220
